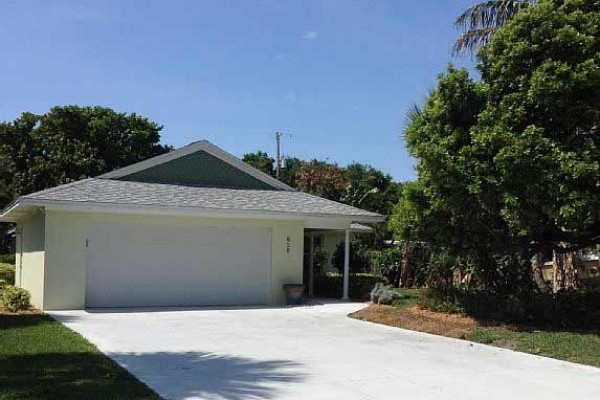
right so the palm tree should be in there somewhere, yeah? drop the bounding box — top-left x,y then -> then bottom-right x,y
453,0 -> 535,55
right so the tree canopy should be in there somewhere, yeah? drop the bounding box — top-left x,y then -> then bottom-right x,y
0,106 -> 171,209
296,160 -> 347,201
475,0 -> 600,252
394,0 -> 599,289
242,150 -> 401,216
241,151 -> 274,176
398,68 -> 511,261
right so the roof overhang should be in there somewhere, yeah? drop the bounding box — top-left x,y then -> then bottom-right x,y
306,223 -> 375,233
1,198 -> 385,226
0,200 -> 41,223
350,223 -> 374,233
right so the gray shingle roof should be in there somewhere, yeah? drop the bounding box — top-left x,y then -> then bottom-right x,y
20,178 -> 384,221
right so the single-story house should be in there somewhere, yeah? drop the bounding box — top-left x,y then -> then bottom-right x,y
0,140 -> 384,310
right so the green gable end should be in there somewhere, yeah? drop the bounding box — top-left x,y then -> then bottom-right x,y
117,150 -> 278,190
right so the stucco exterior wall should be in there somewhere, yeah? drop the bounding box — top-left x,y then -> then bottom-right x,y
15,211 -> 45,309
43,210 -> 303,310
44,211 -> 88,310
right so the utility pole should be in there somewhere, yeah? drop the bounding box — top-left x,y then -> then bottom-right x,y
275,132 -> 282,179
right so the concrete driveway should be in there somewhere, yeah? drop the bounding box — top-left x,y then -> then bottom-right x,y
50,302 -> 600,400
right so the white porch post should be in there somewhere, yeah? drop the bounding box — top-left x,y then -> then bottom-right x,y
308,232 -> 314,297
342,228 -> 351,301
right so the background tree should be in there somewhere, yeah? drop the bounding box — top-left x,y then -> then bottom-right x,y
0,106 -> 171,200
342,162 -> 401,215
277,157 -> 302,188
296,160 -> 347,201
242,149 -> 403,248
241,151 -> 275,176
390,181 -> 430,287
241,152 -> 303,187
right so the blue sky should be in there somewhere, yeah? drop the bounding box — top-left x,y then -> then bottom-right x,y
0,0 -> 475,182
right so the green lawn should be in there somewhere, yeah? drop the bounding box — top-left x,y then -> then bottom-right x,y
0,314 -> 162,400
468,327 -> 600,367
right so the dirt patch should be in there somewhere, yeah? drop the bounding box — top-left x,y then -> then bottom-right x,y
351,304 -> 481,339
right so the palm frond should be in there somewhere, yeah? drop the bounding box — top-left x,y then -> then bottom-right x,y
455,1 -> 530,31
452,27 -> 498,56
401,103 -> 423,139
453,0 -> 534,56
405,103 -> 422,127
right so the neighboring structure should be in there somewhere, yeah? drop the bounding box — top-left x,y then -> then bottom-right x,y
0,141 -> 384,310
541,253 -> 600,290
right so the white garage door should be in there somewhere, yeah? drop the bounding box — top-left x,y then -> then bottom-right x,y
86,221 -> 270,308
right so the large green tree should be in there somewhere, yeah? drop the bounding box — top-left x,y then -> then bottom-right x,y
396,0 -> 599,291
0,106 -> 171,208
473,0 -> 600,254
397,67 -> 520,288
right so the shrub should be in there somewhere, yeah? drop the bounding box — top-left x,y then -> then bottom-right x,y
0,263 -> 15,286
370,282 -> 384,302
370,282 -> 402,305
418,286 -> 600,329
312,247 -> 329,275
2,285 -> 31,312
314,273 -> 386,300
417,288 -> 465,314
371,247 -> 402,286
332,241 -> 372,274
0,254 -> 15,264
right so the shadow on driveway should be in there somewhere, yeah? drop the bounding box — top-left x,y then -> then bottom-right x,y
111,351 -> 305,400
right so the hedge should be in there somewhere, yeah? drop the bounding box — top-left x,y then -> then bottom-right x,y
313,273 -> 386,300
419,287 -> 600,330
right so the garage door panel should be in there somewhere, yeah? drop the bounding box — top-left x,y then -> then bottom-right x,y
86,222 -> 270,308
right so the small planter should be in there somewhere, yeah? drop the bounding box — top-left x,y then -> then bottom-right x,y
283,284 -> 304,306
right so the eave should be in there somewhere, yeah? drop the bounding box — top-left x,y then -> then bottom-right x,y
1,198 -> 386,227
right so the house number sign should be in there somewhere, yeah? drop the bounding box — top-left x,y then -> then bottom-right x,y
286,236 -> 291,254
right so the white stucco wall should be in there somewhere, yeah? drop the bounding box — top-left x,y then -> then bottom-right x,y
43,210 -> 304,310
15,211 -> 46,309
